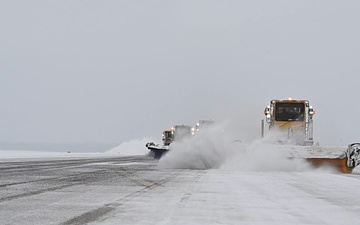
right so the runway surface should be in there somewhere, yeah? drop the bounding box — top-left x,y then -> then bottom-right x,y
1,155 -> 360,225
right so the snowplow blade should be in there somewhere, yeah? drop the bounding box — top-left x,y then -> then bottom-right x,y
279,143 -> 360,173
149,147 -> 168,159
306,157 -> 352,173
146,142 -> 169,159
305,143 -> 360,173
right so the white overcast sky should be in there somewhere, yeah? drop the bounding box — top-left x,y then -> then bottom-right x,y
1,1 -> 359,145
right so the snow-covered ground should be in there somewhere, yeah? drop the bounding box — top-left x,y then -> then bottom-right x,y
101,169 -> 360,225
0,137 -> 155,161
2,136 -> 360,224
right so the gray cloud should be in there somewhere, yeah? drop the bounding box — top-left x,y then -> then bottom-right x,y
1,1 -> 359,146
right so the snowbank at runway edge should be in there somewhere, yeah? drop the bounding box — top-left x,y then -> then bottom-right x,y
106,137 -> 157,155
0,150 -> 71,158
0,137 -> 156,159
0,150 -> 110,160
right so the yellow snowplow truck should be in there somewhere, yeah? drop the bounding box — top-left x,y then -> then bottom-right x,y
146,124 -> 192,158
262,99 -> 360,173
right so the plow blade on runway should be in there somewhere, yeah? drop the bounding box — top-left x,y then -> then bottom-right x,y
291,143 -> 360,173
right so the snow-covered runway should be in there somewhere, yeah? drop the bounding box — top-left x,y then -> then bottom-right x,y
1,154 -> 360,225
101,169 -> 360,225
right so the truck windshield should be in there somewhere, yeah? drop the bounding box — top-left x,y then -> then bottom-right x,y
275,103 -> 305,121
163,132 -> 173,138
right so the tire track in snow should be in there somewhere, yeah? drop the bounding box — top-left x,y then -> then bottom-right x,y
61,168 -> 185,225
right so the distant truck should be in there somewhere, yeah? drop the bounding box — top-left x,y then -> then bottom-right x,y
146,124 -> 192,158
171,125 -> 192,141
194,120 -> 214,134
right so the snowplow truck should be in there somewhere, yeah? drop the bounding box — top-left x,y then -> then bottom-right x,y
171,125 -> 192,141
262,99 -> 360,173
194,119 -> 215,134
146,124 -> 192,159
161,125 -> 192,145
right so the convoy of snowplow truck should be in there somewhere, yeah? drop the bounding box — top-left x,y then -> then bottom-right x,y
146,120 -> 213,158
146,99 -> 360,173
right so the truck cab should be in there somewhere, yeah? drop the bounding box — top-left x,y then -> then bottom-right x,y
162,130 -> 174,146
263,99 -> 315,145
